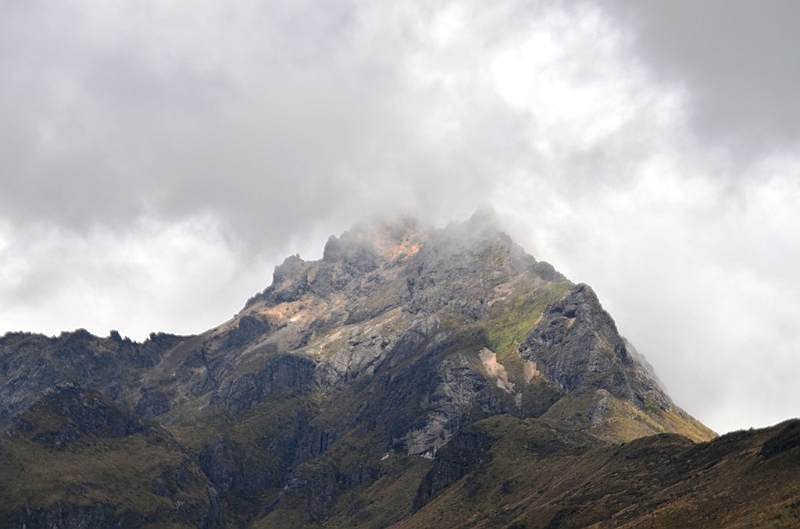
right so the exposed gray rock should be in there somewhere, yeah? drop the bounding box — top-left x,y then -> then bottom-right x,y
134,388 -> 172,417
2,502 -> 117,529
211,354 -> 315,412
623,337 -> 666,392
520,284 -> 672,411
590,389 -> 612,426
0,330 -> 183,423
411,430 -> 493,512
403,351 -> 511,456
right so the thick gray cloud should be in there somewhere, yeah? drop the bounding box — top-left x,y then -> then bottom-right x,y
607,0 -> 800,152
1,0 -> 799,434
0,0 -> 524,240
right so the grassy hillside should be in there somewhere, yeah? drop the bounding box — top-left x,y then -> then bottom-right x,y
396,416 -> 800,529
0,385 -> 214,528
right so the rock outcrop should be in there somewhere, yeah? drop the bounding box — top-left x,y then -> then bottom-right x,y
0,330 -> 183,422
519,283 -> 671,410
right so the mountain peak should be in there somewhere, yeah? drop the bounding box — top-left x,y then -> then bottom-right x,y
198,214 -> 710,450
322,213 -> 427,266
0,212 -> 719,528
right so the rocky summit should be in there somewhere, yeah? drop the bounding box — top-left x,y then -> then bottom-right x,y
2,212 -> 799,528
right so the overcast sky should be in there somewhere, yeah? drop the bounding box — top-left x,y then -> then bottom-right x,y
2,0 -> 799,435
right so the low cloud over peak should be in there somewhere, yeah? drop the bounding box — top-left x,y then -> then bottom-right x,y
2,0 -> 799,434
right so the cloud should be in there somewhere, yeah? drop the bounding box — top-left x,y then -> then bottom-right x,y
1,0 -> 799,433
0,215 -> 272,338
0,0 -> 510,239
606,0 -> 800,152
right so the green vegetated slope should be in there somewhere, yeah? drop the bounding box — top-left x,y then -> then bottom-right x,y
1,212 -> 784,529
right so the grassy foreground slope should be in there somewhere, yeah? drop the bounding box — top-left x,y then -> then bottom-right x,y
397,416 -> 800,529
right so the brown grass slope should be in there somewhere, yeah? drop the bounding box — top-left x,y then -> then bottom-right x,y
0,384 -> 216,529
396,416 -> 800,529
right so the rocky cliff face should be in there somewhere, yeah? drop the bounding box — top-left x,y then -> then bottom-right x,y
0,212 -> 717,528
0,329 -> 184,423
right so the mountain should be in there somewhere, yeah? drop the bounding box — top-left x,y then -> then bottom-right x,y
1,212 -> 797,528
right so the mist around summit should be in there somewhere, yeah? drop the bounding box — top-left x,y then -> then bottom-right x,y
2,1 -> 800,436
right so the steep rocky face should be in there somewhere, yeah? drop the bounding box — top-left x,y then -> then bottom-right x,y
0,330 -> 183,423
135,214 -> 569,432
0,212 -> 717,528
519,284 -> 671,410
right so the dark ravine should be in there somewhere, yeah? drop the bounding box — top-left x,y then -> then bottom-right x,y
2,212 -> 796,528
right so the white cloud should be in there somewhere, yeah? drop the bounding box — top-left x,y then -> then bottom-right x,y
490,5 -> 642,153
0,215 -> 275,339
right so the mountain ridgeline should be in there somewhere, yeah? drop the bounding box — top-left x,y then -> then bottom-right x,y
2,213 -> 798,528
